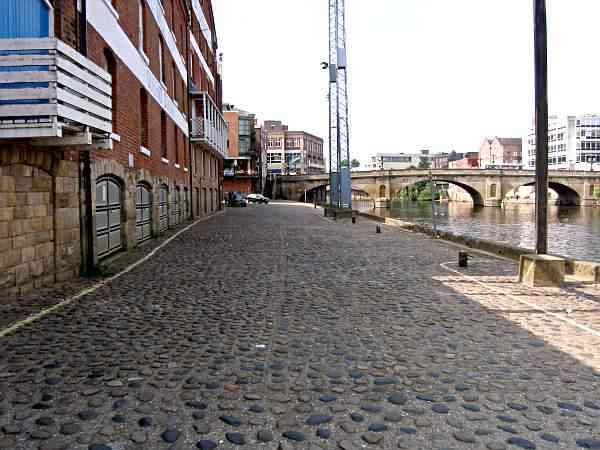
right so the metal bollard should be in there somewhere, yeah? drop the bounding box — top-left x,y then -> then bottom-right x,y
458,251 -> 469,267
352,217 -> 356,224
376,225 -> 381,234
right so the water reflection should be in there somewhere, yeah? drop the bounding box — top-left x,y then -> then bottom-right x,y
370,201 -> 600,262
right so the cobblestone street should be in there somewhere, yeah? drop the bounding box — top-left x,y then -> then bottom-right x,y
2,203 -> 600,450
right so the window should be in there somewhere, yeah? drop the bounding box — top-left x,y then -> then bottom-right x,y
140,89 -> 148,148
161,111 -> 167,158
138,0 -> 145,53
96,177 -> 122,258
136,184 -> 152,243
159,185 -> 169,231
172,62 -> 177,100
158,37 -> 165,84
174,127 -> 180,164
103,50 -> 118,132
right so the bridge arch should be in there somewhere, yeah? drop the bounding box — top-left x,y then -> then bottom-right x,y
396,178 -> 485,207
513,181 -> 581,206
302,183 -> 372,204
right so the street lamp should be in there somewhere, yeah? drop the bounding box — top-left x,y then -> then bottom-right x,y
587,155 -> 597,171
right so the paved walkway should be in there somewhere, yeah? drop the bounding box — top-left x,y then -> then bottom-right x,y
1,203 -> 600,450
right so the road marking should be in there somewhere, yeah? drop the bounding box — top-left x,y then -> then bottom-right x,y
440,261 -> 600,339
0,213 -> 223,338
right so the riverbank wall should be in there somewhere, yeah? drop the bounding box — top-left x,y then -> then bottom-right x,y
359,211 -> 600,283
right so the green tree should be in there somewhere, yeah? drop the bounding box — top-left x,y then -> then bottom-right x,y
340,159 -> 349,168
596,188 -> 600,200
351,158 -> 360,168
418,157 -> 431,169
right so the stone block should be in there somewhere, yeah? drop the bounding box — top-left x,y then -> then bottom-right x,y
55,177 -> 76,194
14,176 -> 33,192
11,165 -> 33,177
0,192 -> 16,207
0,176 -> 15,192
0,249 -> 21,269
26,192 -> 47,206
32,176 -> 52,192
14,262 -> 30,284
35,242 -> 54,259
14,206 -> 33,220
56,192 -> 78,209
18,282 -> 34,295
32,205 -> 48,218
0,237 -> 11,253
31,231 -> 51,245
12,234 -> 33,250
55,160 -> 78,178
518,254 -> 565,287
0,268 -> 15,289
21,246 -> 35,263
0,221 -> 8,239
56,267 -> 78,282
0,207 -> 14,221
29,259 -> 44,277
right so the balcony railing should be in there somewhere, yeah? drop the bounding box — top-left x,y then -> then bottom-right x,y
189,90 -> 227,157
0,38 -> 112,145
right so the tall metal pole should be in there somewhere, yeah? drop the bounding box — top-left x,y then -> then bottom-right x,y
534,0 -> 549,254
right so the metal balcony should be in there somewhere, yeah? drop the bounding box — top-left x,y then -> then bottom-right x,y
189,89 -> 227,158
0,38 -> 112,147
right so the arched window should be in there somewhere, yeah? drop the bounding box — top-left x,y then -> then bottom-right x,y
159,185 -> 169,232
173,187 -> 181,224
103,50 -> 118,132
96,177 -> 122,258
136,184 -> 152,243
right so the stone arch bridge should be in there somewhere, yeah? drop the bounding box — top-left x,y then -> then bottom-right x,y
277,169 -> 600,207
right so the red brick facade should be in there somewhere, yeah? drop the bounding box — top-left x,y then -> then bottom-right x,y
0,0 -> 226,295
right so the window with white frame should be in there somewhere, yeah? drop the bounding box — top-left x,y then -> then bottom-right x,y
138,0 -> 145,52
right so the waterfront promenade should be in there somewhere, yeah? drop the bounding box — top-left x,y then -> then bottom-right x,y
1,203 -> 600,450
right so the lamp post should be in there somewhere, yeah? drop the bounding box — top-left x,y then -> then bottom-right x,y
534,0 -> 549,255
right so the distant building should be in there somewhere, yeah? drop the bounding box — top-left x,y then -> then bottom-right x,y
369,150 -> 432,170
223,105 -> 265,194
526,114 -> 600,171
479,137 -> 522,169
264,121 -> 325,175
449,152 -> 480,169
431,153 -> 449,169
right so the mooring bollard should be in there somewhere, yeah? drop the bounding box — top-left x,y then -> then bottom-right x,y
458,251 -> 469,267
376,225 -> 381,234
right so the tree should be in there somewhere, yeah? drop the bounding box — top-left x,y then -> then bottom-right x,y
351,158 -> 360,168
340,159 -> 349,168
418,157 -> 431,169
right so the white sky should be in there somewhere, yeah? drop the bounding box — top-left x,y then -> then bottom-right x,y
213,1 -> 600,167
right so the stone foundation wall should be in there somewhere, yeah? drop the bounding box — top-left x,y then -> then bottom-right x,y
0,150 -> 81,297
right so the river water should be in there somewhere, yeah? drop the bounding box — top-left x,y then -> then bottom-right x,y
365,200 -> 600,262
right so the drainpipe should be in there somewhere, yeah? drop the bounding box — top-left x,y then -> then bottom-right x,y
185,3 -> 194,219
79,0 -> 88,56
80,149 -> 94,275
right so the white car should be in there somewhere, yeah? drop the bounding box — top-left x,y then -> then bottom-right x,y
246,193 -> 270,204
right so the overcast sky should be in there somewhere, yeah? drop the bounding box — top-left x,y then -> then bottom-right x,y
213,0 -> 600,167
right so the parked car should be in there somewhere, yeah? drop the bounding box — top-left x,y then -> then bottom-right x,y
246,193 -> 270,204
226,192 -> 247,207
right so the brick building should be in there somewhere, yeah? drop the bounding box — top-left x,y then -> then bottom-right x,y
479,137 -> 522,169
223,105 -> 266,194
0,0 -> 226,296
264,121 -> 325,175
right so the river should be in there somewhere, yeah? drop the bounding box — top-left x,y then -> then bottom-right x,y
365,200 -> 600,262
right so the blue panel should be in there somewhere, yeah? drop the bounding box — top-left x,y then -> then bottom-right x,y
0,0 -> 50,39
0,65 -> 49,72
0,82 -> 49,89
340,168 -> 352,208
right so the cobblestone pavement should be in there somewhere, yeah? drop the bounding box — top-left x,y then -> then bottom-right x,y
1,203 -> 600,450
